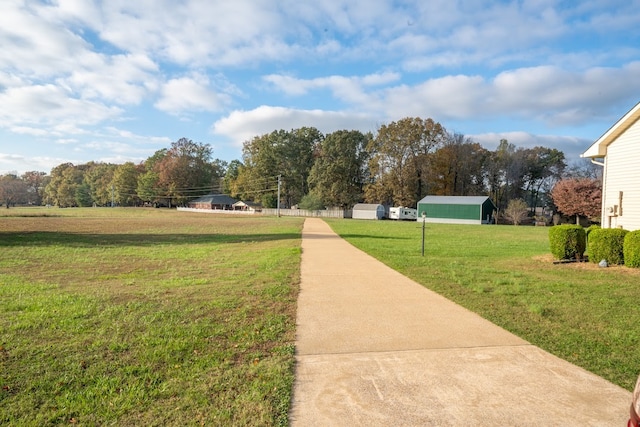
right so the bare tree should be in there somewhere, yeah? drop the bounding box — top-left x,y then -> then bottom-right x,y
0,174 -> 29,208
503,198 -> 529,225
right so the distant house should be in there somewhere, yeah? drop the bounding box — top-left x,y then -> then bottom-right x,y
417,196 -> 496,225
581,101 -> 640,231
188,194 -> 237,210
352,203 -> 386,220
233,200 -> 262,212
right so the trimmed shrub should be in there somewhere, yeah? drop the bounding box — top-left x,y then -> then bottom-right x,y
588,228 -> 628,265
549,225 -> 586,260
624,231 -> 640,268
585,224 -> 600,250
585,224 -> 600,239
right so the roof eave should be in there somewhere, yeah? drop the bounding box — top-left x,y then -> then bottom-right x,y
581,143 -> 605,158
581,101 -> 640,158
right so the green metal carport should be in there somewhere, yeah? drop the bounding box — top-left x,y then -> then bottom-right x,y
417,196 -> 496,224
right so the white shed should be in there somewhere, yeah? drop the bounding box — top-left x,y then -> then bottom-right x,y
582,101 -> 640,231
352,203 -> 386,220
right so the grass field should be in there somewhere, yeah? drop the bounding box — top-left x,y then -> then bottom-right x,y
0,207 -> 303,426
3,209 -> 640,426
326,218 -> 640,391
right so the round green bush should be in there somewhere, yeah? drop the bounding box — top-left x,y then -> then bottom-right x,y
588,228 -> 628,265
624,231 -> 640,268
549,225 -> 586,260
585,224 -> 600,240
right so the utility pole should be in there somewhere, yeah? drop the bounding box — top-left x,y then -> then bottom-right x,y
111,185 -> 115,207
277,175 -> 281,217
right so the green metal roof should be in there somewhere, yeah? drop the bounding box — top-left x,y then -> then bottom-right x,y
418,196 -> 494,207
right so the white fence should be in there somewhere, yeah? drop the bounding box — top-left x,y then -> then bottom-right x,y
261,208 -> 351,218
178,207 -> 352,218
176,207 -> 255,215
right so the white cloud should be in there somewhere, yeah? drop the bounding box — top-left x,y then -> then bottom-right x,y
104,127 -> 172,145
489,62 -> 640,124
64,53 -> 159,105
4,0 -> 638,79
342,62 -> 640,127
263,72 -> 400,107
55,138 -> 79,145
576,1 -> 640,33
82,140 -> 133,153
223,59 -> 640,161
361,72 -> 401,86
470,131 -> 592,161
0,84 -> 123,130
0,152 -> 76,175
380,74 -> 487,120
92,0 -> 297,67
0,1 -> 92,78
0,71 -> 26,89
22,0 -> 571,72
230,61 -> 640,151
212,105 -> 377,146
45,0 -> 103,28
2,0 -> 639,174
154,73 -> 233,115
8,126 -> 51,137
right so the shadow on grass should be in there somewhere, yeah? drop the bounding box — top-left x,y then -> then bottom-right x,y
336,233 -> 410,240
302,233 -> 409,240
0,231 -> 301,247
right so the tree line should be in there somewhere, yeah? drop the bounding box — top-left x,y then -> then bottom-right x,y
0,116 -> 602,222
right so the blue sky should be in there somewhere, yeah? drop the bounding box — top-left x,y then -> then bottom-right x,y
1,0 -> 640,175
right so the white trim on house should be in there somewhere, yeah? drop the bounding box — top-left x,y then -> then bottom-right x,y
582,101 -> 640,158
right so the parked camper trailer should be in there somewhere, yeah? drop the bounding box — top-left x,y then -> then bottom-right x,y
389,207 -> 417,221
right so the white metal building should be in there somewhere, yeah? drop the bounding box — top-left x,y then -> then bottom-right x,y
352,203 -> 386,220
582,101 -> 640,231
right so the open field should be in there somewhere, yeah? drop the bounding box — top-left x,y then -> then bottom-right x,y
0,208 -> 303,426
326,218 -> 640,391
3,208 -> 639,426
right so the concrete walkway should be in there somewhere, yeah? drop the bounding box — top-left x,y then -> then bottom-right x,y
289,218 -> 630,426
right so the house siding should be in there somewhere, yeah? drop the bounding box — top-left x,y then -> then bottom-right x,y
602,118 -> 640,231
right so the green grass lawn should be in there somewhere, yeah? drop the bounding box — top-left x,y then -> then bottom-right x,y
0,207 -> 303,426
3,209 -> 639,426
326,218 -> 640,391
